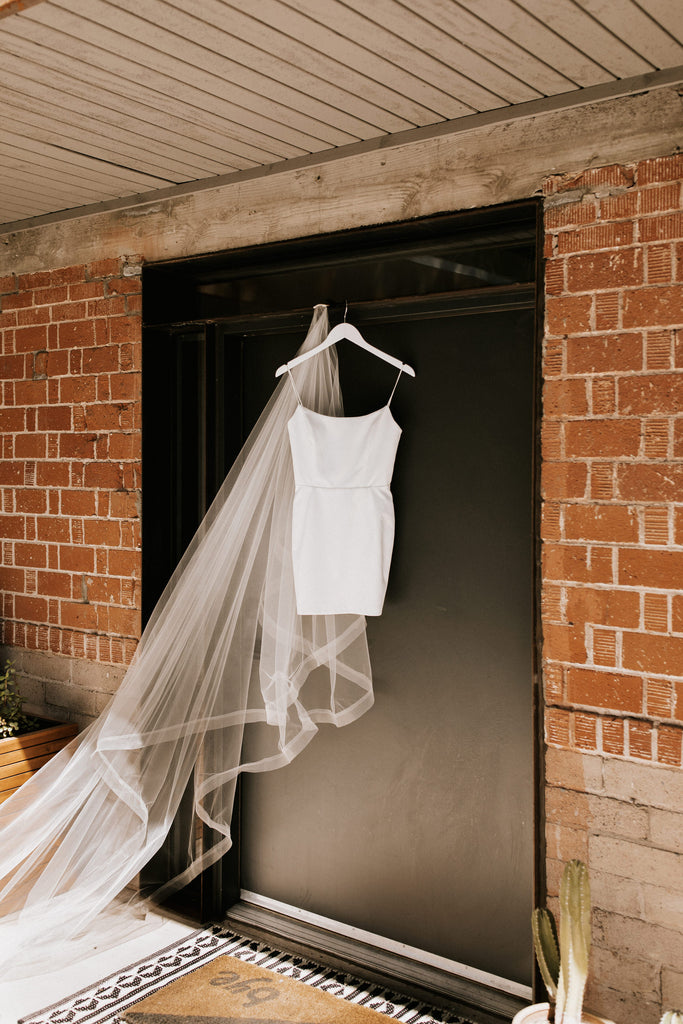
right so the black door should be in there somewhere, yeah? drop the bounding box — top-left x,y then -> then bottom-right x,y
239,307 -> 535,987
142,205 -> 540,1017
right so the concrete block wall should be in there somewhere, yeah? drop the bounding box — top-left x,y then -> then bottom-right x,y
546,749 -> 683,1022
1,645 -> 126,731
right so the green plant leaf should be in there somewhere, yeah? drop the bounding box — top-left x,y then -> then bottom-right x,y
532,907 -> 559,1002
0,661 -> 37,737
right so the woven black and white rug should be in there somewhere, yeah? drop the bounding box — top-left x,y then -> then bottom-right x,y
20,925 -> 472,1024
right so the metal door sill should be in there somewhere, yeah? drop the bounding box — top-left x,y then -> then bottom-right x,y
224,895 -> 529,1024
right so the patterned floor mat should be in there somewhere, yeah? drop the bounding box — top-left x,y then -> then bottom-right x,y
20,925 -> 472,1024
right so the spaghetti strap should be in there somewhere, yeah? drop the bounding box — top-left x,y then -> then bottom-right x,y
387,365 -> 404,407
287,367 -> 303,406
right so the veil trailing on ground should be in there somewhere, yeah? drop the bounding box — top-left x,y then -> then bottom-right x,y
0,304 -> 373,977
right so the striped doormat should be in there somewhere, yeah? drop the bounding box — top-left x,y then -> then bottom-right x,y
20,926 -> 472,1024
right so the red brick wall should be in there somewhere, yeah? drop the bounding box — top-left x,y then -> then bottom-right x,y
2,162 -> 682,772
542,153 -> 683,769
0,257 -> 142,668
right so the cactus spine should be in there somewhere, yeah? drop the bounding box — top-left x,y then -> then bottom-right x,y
532,860 -> 591,1024
660,1014 -> 683,1024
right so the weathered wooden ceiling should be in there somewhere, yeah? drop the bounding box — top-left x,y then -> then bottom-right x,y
1,0 -> 682,229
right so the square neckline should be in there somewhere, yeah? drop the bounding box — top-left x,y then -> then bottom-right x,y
291,404 -> 401,430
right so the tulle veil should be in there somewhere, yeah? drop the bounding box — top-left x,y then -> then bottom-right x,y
0,304 -> 373,977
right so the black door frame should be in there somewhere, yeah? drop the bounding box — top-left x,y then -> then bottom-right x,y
141,201 -> 545,1023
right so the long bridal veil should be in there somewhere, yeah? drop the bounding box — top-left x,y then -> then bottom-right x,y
0,304 -> 373,977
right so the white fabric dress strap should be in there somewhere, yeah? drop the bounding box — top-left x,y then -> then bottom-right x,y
387,365 -> 405,407
287,367 -> 303,406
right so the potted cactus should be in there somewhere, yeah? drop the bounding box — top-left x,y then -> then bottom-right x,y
513,860 -> 614,1024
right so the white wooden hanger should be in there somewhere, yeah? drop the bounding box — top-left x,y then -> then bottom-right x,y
275,307 -> 416,378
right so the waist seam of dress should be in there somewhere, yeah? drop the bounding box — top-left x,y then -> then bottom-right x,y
294,483 -> 392,490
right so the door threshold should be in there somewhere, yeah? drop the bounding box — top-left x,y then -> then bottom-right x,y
225,893 -> 530,1024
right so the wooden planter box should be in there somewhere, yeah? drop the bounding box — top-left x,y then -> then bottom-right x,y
0,721 -> 78,804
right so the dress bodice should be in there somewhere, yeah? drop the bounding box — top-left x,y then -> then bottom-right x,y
287,403 -> 402,617
287,405 -> 401,489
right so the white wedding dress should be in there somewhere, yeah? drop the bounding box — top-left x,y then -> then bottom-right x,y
287,372 -> 403,616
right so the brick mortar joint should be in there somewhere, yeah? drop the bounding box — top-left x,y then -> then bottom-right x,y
545,782 -> 669,812
543,155 -> 683,206
544,183 -> 636,210
591,906 -> 683,932
4,636 -> 137,668
545,698 -> 683,727
83,256 -> 144,281
545,736 -> 682,769
547,823 -> 677,852
2,645 -> 127,676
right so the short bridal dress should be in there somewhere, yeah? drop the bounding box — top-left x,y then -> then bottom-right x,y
287,368 -> 403,615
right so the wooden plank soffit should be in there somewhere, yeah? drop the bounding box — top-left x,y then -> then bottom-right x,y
1,77 -> 682,275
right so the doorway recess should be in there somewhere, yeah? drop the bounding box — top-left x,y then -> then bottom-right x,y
142,202 -> 542,1024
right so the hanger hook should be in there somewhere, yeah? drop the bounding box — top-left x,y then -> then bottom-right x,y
343,299 -> 348,323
